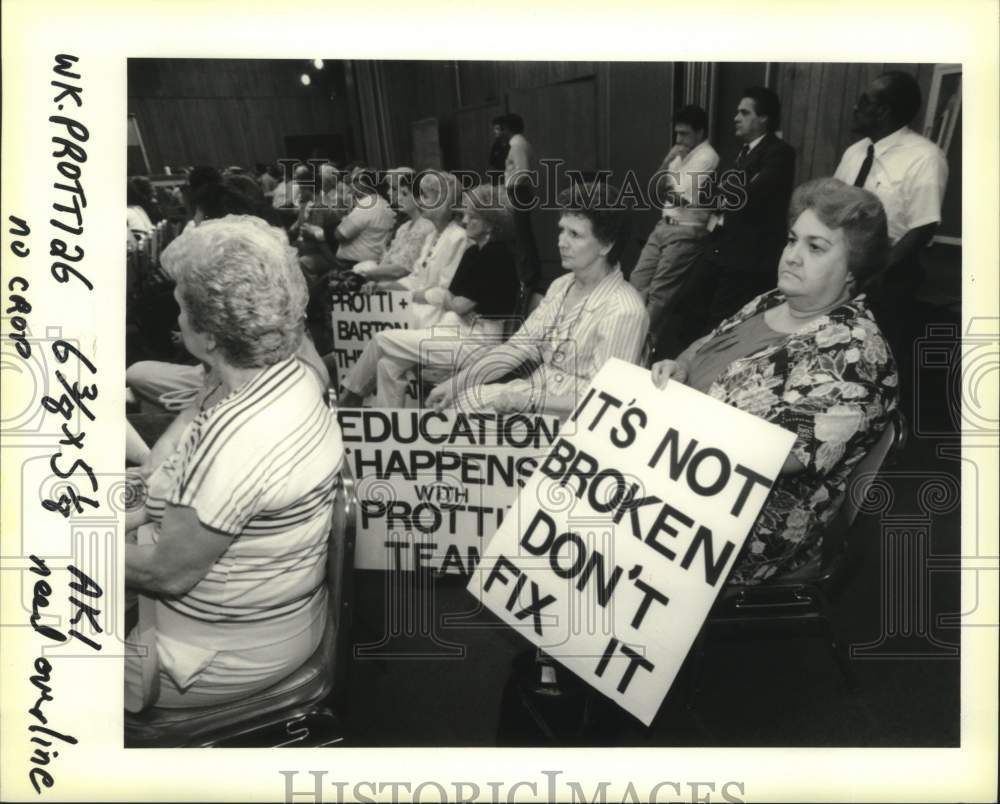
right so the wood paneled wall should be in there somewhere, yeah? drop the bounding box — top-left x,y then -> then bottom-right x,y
130,58 -> 940,185
364,60 -> 938,183
129,59 -> 946,274
771,62 -> 937,184
364,59 -> 943,276
607,62 -> 677,270
127,59 -> 354,172
453,103 -> 504,173
364,60 -> 674,279
373,61 -> 463,171
711,62 -> 768,147
367,61 -> 599,173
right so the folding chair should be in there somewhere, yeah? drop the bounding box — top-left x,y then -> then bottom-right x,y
124,468 -> 357,747
685,410 -> 908,700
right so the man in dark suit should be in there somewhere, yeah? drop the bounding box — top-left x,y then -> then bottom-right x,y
665,86 -> 796,352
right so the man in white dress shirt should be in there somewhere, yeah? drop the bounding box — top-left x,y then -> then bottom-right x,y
630,104 -> 719,337
834,70 -> 948,279
834,70 -> 948,393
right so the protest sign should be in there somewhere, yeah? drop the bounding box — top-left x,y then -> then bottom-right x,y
338,408 -> 563,573
470,358 -> 796,726
330,289 -> 423,405
329,289 -> 411,372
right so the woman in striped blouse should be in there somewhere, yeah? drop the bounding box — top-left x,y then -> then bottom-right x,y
124,216 -> 344,711
427,181 -> 650,416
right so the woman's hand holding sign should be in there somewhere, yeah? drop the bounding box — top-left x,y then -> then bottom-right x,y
650,359 -> 689,389
427,381 -> 456,412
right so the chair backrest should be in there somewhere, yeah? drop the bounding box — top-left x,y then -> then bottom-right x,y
843,412 -> 905,525
126,248 -> 140,302
820,409 -> 906,566
640,331 -> 656,368
326,463 -> 357,713
149,228 -> 161,265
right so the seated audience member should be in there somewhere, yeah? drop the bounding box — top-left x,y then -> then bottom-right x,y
345,162 -> 367,189
321,169 -> 463,387
427,181 -> 649,416
187,165 -> 222,192
289,164 -> 341,287
369,170 -> 470,324
222,171 -> 266,204
179,166 -> 223,233
130,175 -> 164,224
349,168 -> 434,281
127,177 -> 156,238
271,163 -> 298,209
339,183 -> 519,408
258,163 -> 280,199
126,211 -> 328,423
650,178 -> 899,584
190,175 -> 283,228
320,163 -> 353,220
124,215 -> 344,711
317,168 -> 396,269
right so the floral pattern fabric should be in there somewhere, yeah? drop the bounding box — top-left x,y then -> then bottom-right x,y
699,289 -> 899,584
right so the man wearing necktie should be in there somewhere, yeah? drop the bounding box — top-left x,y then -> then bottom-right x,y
663,86 -> 796,355
835,71 -> 947,275
833,70 -> 948,401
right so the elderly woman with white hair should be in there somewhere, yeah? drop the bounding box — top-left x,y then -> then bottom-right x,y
348,168 -> 435,282
339,182 -> 520,408
126,196 -> 329,432
124,215 -> 344,711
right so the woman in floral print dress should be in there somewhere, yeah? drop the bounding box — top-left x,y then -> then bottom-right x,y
651,178 -> 899,584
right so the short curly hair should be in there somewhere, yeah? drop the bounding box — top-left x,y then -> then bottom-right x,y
787,177 -> 889,287
556,181 -> 632,266
464,183 -> 513,242
164,215 -> 308,368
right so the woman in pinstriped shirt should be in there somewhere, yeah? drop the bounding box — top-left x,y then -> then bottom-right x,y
427,181 -> 649,417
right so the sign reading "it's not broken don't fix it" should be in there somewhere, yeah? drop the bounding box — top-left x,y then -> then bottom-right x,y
471,358 -> 796,726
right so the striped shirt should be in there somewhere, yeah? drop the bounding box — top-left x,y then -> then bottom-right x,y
497,267 -> 649,401
145,357 -> 344,626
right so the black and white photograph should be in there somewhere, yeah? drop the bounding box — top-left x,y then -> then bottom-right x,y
122,57 -> 964,744
2,2 -> 997,801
